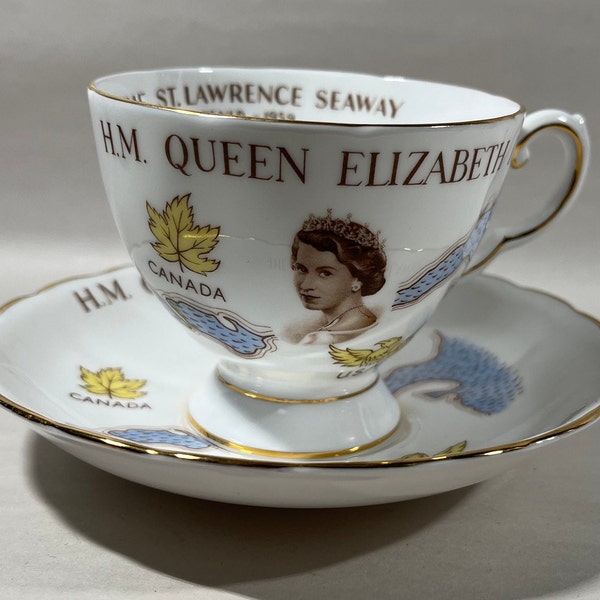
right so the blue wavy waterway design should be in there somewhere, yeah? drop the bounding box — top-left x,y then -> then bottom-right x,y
384,334 -> 522,415
393,209 -> 492,309
108,428 -> 210,449
166,297 -> 275,357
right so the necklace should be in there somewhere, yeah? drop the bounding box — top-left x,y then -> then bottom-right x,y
319,305 -> 365,331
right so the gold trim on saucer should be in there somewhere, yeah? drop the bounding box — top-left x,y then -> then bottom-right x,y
187,411 -> 400,459
0,266 -> 599,469
216,370 -> 379,404
0,264 -> 132,314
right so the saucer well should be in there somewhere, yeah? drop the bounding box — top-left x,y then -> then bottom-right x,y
1,266 -> 599,508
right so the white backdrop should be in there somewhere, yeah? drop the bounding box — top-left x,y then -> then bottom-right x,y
1,2 -> 599,599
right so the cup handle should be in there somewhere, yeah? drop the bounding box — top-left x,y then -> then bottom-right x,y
466,109 -> 590,273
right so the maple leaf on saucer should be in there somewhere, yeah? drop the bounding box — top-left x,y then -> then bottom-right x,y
146,193 -> 220,275
401,440 -> 467,461
80,366 -> 147,399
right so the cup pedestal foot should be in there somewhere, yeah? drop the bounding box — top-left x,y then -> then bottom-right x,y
187,372 -> 401,459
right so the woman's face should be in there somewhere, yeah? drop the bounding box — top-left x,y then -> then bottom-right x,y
292,241 -> 357,312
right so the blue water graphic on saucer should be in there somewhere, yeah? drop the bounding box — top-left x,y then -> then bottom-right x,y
108,428 -> 210,449
384,333 -> 522,415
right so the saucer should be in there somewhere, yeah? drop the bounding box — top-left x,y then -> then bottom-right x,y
1,266 -> 599,508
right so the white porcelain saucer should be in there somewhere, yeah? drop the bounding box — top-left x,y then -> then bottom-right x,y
1,266 -> 599,508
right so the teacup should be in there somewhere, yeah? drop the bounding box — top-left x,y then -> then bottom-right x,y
88,67 -> 589,457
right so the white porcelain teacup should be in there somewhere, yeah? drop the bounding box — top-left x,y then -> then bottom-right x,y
89,67 -> 589,457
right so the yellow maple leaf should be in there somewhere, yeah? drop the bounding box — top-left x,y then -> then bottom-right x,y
400,440 -> 467,461
147,193 -> 220,275
329,337 -> 406,368
80,366 -> 147,399
435,440 -> 468,457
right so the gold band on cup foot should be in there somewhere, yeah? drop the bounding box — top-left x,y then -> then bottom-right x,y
216,370 -> 380,404
187,411 -> 401,460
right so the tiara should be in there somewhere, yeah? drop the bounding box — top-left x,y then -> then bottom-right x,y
301,209 -> 385,250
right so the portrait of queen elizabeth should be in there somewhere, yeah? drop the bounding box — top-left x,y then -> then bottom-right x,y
287,209 -> 387,345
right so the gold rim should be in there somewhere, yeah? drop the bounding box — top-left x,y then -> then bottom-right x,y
466,122 -> 585,273
508,123 -> 584,239
188,411 -> 400,459
0,263 -> 132,313
0,265 -> 599,469
88,70 -> 526,128
216,370 -> 379,404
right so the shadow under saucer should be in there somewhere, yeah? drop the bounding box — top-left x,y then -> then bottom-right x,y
26,432 -> 472,586
27,428 -> 600,600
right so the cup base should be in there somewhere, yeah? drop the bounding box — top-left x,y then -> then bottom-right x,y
216,359 -> 380,402
187,371 -> 401,459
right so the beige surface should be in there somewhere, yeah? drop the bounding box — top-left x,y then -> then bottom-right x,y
1,1 -> 599,598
